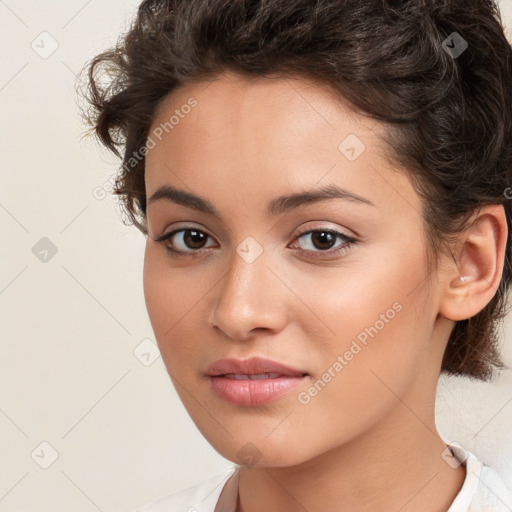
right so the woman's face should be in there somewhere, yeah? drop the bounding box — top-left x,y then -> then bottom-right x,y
143,72 -> 449,467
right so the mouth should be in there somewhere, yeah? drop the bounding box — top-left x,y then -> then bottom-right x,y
205,356 -> 308,377
222,372 -> 299,380
206,357 -> 310,406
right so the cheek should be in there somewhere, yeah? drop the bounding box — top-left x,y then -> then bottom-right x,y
142,244 -> 196,365
143,246 -> 168,337
290,238 -> 430,351
142,242 -> 227,388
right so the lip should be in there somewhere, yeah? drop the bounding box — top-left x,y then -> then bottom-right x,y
206,357 -> 309,407
206,356 -> 307,377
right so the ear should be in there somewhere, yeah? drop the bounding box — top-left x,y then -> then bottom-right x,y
439,204 -> 508,322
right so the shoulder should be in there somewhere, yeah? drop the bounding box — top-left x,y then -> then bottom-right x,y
132,466 -> 238,512
447,442 -> 512,512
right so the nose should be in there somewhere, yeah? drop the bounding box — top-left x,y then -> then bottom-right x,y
209,246 -> 288,341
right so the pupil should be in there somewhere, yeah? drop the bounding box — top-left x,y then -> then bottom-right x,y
185,229 -> 207,249
313,231 -> 335,250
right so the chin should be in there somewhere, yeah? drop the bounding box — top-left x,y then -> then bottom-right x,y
200,430 -> 319,469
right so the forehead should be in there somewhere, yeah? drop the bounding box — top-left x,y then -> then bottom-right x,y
149,71 -> 371,147
145,71 -> 420,220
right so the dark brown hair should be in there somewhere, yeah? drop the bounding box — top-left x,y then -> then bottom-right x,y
79,0 -> 512,381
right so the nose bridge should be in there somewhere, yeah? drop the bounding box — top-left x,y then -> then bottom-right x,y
210,237 -> 286,338
223,232 -> 270,295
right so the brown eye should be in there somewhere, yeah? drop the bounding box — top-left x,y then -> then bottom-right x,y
180,229 -> 209,249
154,228 -> 217,256
309,231 -> 337,250
290,229 -> 358,259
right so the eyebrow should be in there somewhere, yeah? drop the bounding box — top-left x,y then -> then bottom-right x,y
147,183 -> 375,218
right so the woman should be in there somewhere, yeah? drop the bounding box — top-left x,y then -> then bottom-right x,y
80,0 -> 512,510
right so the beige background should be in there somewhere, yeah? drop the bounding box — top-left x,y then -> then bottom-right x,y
1,1 -> 512,510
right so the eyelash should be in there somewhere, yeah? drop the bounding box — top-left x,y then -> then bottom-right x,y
153,226 -> 358,260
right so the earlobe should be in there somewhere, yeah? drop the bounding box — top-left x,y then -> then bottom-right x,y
439,205 -> 507,322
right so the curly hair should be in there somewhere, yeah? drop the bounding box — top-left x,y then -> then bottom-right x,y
78,0 -> 512,381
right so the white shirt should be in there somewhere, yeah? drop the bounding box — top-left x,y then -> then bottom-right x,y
133,443 -> 512,512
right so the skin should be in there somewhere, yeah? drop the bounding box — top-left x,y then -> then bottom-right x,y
142,71 -> 507,512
